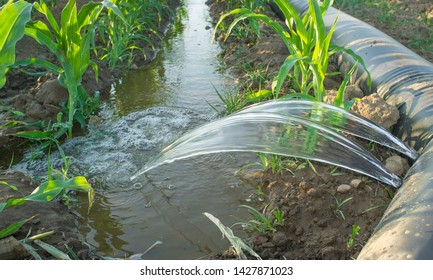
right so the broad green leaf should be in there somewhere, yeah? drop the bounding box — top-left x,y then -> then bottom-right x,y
309,0 -> 326,59
0,216 -> 35,239
330,45 -> 372,90
0,0 -> 33,88
14,58 -> 63,74
101,0 -> 125,22
246,89 -> 273,103
335,62 -> 358,108
26,176 -> 91,202
25,21 -> 57,53
0,177 -> 92,214
282,93 -> 317,101
77,2 -> 101,28
0,181 -> 23,196
14,130 -> 53,140
34,0 -> 60,36
274,0 -> 307,43
272,54 -> 304,98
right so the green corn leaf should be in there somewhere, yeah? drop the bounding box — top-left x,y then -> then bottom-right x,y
0,181 -> 24,196
330,45 -> 372,90
309,0 -> 326,59
26,176 -> 91,202
0,0 -> 33,88
282,93 -> 317,101
14,130 -> 53,140
25,21 -> 57,53
61,0 -> 76,39
272,54 -> 304,98
274,0 -> 307,43
335,62 -> 358,108
101,0 -> 125,22
34,0 -> 60,36
0,177 -> 92,213
14,57 -> 63,75
77,2 -> 101,28
0,216 -> 35,239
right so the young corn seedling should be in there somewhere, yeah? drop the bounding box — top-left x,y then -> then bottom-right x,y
213,0 -> 370,104
240,204 -> 284,234
347,224 -> 360,248
22,0 -> 124,137
333,196 -> 352,220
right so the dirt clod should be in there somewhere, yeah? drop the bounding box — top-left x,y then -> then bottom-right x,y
385,155 -> 410,177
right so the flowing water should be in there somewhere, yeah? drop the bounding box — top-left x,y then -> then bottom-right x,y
14,0 -> 260,259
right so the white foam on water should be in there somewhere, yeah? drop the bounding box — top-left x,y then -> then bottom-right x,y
13,107 -> 197,186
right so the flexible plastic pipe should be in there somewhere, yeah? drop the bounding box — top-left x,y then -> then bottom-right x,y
282,0 -> 433,259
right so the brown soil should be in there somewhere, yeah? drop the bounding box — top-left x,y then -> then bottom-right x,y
0,0 -> 431,260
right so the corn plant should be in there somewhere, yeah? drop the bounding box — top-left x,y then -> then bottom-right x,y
347,224 -> 360,248
213,0 -> 370,103
0,0 -> 32,88
333,196 -> 352,220
22,0 -> 123,137
240,204 -> 284,234
97,0 -> 172,69
0,176 -> 93,239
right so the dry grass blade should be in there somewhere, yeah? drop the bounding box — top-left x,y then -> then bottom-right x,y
203,212 -> 261,260
33,239 -> 71,260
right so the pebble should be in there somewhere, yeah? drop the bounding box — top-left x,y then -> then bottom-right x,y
337,184 -> 351,193
350,179 -> 362,188
306,188 -> 317,196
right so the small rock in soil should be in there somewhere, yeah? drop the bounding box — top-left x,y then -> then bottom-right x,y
385,155 -> 410,177
36,79 -> 68,106
351,93 -> 400,130
306,188 -> 317,196
350,178 -> 362,188
337,184 -> 352,193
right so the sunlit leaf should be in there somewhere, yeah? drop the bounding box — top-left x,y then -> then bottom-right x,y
0,0 -> 33,88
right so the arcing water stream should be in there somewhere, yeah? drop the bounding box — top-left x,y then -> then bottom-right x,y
133,100 -> 417,189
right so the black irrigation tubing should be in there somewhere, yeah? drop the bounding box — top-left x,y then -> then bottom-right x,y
271,0 -> 433,259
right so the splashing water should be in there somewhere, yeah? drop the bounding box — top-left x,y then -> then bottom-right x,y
132,100 -> 417,188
